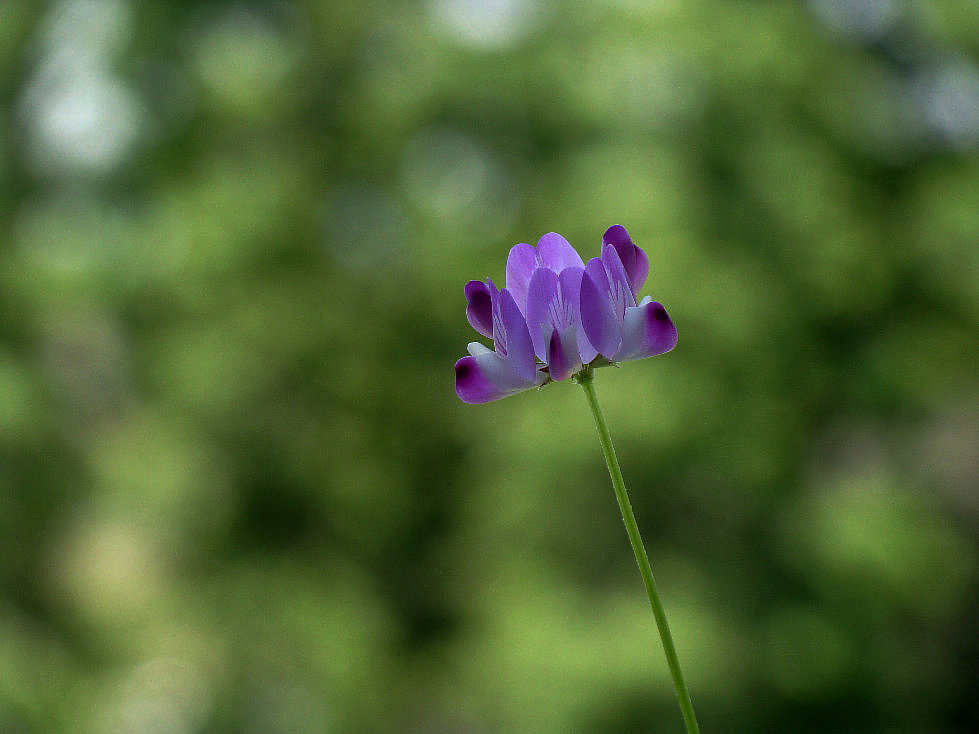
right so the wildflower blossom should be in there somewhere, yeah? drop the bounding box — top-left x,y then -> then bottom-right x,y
455,226 -> 676,403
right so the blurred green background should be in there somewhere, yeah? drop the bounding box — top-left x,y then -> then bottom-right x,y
1,0 -> 977,732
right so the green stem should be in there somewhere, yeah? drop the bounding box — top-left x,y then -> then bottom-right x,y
576,366 -> 701,734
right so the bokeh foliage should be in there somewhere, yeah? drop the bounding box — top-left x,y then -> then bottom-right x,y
1,1 -> 977,732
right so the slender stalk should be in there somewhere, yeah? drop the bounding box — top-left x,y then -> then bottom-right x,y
576,366 -> 701,734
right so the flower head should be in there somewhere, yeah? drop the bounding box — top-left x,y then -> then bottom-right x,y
455,226 -> 676,403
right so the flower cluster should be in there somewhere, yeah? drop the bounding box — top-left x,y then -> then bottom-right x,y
455,225 -> 677,403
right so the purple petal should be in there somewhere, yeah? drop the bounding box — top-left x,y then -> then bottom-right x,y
556,267 -> 584,324
464,280 -> 494,338
616,299 -> 678,362
455,356 -> 504,404
600,244 -> 638,315
580,258 -> 621,359
505,243 -> 538,316
546,325 -> 580,382
558,267 -> 597,364
525,267 -> 560,361
602,225 -> 649,294
470,341 -> 542,392
497,288 -> 537,382
455,348 -> 540,404
630,246 -> 649,295
536,232 -> 584,273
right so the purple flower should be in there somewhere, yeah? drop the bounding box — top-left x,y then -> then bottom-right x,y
455,226 -> 677,404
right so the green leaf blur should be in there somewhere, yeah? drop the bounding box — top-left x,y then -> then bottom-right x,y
1,1 -> 976,732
